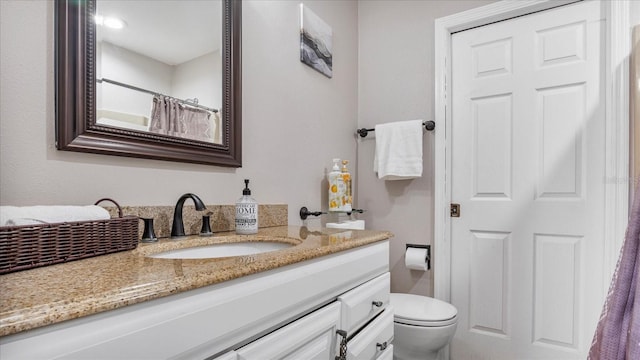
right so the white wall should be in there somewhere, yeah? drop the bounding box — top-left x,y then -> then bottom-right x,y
357,0 -> 496,296
173,50 -> 222,111
98,42 -> 222,112
100,41 -> 173,95
0,0 -> 358,226
632,1 -> 640,28
98,41 -> 171,117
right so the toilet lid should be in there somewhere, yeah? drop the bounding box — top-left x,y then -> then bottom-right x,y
390,293 -> 458,327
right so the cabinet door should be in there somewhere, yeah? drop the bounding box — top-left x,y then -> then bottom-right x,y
346,307 -> 394,360
236,302 -> 340,360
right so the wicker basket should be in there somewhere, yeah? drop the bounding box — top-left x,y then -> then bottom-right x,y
0,198 -> 138,274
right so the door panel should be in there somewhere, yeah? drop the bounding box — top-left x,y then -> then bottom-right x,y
450,1 -> 604,358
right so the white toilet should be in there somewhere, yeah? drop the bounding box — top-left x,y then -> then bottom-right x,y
389,293 -> 458,360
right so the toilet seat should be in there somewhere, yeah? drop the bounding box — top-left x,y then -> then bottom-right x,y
390,293 -> 458,327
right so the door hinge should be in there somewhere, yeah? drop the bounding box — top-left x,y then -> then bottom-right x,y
450,203 -> 460,217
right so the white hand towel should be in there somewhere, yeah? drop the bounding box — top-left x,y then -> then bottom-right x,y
373,119 -> 423,180
0,205 -> 111,226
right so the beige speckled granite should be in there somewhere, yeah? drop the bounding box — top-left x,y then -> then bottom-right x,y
104,204 -> 288,239
0,226 -> 392,337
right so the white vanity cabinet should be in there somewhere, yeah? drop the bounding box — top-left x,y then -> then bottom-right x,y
0,241 -> 390,360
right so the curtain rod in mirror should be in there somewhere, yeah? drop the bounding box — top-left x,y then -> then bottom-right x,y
96,78 -> 219,113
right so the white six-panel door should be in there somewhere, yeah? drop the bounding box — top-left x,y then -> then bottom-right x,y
450,1 -> 605,358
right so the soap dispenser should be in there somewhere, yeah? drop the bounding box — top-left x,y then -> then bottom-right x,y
328,159 -> 345,212
235,179 -> 258,234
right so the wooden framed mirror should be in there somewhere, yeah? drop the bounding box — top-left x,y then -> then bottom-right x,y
55,0 -> 242,167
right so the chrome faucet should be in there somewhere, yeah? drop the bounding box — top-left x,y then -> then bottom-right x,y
171,193 -> 206,238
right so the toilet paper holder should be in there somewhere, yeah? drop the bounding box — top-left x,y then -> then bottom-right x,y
406,244 -> 431,270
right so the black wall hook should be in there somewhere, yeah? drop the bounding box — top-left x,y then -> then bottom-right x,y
299,207 -> 325,220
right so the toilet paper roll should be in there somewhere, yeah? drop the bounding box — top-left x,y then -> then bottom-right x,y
405,247 -> 429,271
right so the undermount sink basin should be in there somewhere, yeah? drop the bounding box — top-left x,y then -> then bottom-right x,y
149,241 -> 293,259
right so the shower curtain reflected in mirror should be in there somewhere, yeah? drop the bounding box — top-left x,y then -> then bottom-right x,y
149,95 -> 218,143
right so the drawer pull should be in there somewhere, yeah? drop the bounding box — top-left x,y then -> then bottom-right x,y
372,300 -> 383,307
377,341 -> 388,351
335,330 -> 348,360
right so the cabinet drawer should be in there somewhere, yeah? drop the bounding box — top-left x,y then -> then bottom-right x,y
346,306 -> 394,360
236,302 -> 340,360
376,344 -> 393,360
338,272 -> 390,333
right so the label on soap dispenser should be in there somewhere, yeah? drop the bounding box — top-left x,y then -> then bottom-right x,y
328,175 -> 347,212
236,202 -> 258,234
236,179 -> 258,235
328,158 -> 351,212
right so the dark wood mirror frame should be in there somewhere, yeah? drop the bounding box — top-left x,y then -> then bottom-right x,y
55,0 -> 242,167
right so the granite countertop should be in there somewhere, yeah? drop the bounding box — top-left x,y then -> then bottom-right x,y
0,226 -> 392,337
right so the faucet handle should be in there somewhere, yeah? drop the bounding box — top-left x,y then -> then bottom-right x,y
200,215 -> 213,237
140,218 -> 158,243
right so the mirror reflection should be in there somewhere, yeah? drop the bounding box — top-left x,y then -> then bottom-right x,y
95,0 -> 223,144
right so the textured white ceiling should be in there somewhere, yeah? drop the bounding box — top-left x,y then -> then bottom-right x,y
96,0 -> 222,66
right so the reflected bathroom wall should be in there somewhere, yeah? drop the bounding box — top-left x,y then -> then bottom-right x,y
95,0 -> 222,142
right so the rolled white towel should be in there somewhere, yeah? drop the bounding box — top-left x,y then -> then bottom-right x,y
0,205 -> 111,227
326,220 -> 365,230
